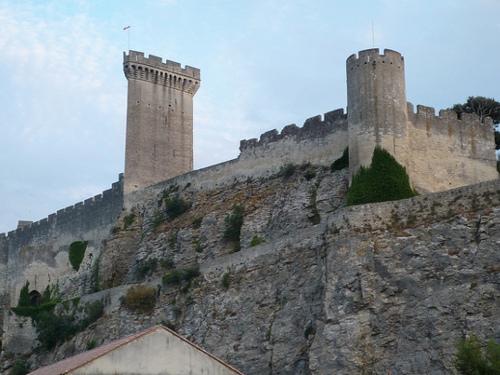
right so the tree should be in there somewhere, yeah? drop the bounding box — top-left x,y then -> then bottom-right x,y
452,96 -> 500,124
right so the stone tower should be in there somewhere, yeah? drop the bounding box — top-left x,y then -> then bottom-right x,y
123,51 -> 201,194
346,48 -> 409,177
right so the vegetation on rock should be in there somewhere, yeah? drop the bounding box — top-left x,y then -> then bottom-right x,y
278,163 -> 296,178
347,147 -> 417,206
455,335 -> 500,375
123,212 -> 136,229
223,205 -> 244,251
10,359 -> 29,375
250,235 -> 265,247
122,285 -> 157,313
331,147 -> 349,171
164,194 -> 191,220
68,240 -> 88,271
12,282 -> 59,318
162,267 -> 200,286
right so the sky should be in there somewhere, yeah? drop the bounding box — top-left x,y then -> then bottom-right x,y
0,0 -> 499,233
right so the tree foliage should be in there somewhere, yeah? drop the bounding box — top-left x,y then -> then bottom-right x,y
452,96 -> 500,124
69,241 -> 88,271
347,147 -> 417,206
455,335 -> 500,375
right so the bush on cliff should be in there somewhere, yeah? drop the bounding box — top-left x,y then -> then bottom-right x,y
331,147 -> 349,171
455,335 -> 500,374
164,195 -> 191,220
10,359 -> 29,375
223,205 -> 244,252
69,240 -> 88,271
122,285 -> 157,313
346,147 -> 417,206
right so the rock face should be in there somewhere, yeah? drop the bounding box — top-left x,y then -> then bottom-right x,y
2,166 -> 500,375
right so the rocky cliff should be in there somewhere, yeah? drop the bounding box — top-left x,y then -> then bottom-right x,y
2,165 -> 499,374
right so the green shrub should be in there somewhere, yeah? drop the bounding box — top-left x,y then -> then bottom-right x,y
136,258 -> 158,279
122,285 -> 157,314
12,283 -> 59,318
250,235 -> 265,247
69,241 -> 88,271
123,213 -> 136,229
192,216 -> 203,229
331,147 -> 349,171
455,336 -> 500,375
168,231 -> 178,249
347,147 -> 417,206
34,300 -> 103,350
86,339 -> 97,350
160,258 -> 175,269
162,267 -> 200,286
10,359 -> 29,375
304,168 -> 317,181
497,160 -> 500,174
152,210 -> 165,229
193,238 -> 203,253
223,205 -> 244,243
221,272 -> 230,289
308,187 -> 321,224
278,163 -> 296,178
165,195 -> 191,219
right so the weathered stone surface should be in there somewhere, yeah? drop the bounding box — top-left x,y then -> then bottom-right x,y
3,169 -> 499,375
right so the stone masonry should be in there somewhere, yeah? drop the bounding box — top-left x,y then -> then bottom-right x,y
123,51 -> 201,194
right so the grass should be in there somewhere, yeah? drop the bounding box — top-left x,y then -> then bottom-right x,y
278,163 -> 296,178
221,272 -> 231,289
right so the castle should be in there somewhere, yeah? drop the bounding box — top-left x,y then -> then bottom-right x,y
0,48 -> 498,367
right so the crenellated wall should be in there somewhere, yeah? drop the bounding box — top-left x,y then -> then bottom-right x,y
0,175 -> 123,353
406,103 -> 497,192
126,109 -> 349,208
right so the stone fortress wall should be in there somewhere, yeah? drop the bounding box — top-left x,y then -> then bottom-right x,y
0,176 -> 123,351
1,48 -> 498,356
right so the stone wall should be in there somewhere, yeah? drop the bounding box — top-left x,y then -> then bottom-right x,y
125,109 -> 348,209
407,103 -> 497,192
0,176 -> 123,354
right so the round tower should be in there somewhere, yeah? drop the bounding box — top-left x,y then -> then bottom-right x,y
346,48 -> 409,177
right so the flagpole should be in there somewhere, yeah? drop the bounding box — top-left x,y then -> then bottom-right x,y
123,26 -> 132,51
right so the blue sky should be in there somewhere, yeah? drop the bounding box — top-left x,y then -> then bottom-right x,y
1,0 -> 499,232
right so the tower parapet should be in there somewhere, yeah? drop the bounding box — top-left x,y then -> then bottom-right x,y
346,48 -> 409,177
123,51 -> 201,194
123,51 -> 200,95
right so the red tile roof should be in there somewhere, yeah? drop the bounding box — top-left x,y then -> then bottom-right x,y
28,325 -> 244,375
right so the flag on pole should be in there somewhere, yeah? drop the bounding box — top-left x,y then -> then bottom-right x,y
123,26 -> 131,30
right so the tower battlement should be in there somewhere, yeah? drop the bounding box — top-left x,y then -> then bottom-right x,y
123,51 -> 200,95
346,48 -> 404,67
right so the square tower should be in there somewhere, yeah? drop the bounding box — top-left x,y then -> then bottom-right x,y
123,51 -> 200,194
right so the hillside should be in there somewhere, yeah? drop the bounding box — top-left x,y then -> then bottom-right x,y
3,164 -> 499,374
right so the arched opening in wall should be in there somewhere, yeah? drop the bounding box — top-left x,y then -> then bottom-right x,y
29,290 -> 42,306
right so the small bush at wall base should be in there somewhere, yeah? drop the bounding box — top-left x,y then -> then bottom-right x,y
192,216 -> 203,229
86,339 -> 97,350
122,285 -> 157,313
123,213 -> 136,229
278,163 -> 296,178
10,359 -> 29,375
162,267 -> 200,286
347,147 -> 417,206
164,195 -> 191,220
136,258 -> 158,279
331,147 -> 349,171
69,241 -> 88,271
